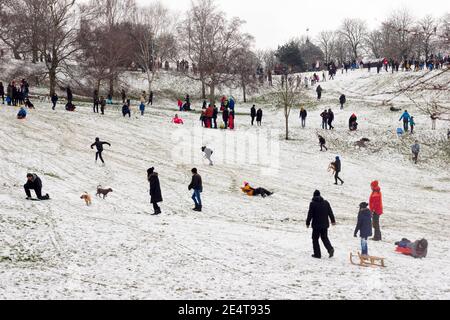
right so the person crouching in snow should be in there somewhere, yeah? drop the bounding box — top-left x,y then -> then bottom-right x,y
202,146 -> 213,166
122,99 -> 131,117
354,202 -> 373,257
17,107 -> 27,119
241,182 -> 273,198
172,114 -> 184,124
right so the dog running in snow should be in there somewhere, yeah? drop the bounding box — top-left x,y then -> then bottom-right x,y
96,185 -> 113,199
80,192 -> 92,206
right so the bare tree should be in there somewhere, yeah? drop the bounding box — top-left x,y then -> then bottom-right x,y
179,0 -> 252,104
381,8 -> 416,60
339,18 -> 367,60
417,15 -> 438,60
317,31 -> 336,64
131,1 -> 175,94
79,0 -> 135,96
39,0 -> 80,96
366,30 -> 383,58
232,48 -> 258,103
274,77 -> 305,140
0,0 -> 30,59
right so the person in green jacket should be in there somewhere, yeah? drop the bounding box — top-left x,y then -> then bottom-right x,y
410,117 -> 416,134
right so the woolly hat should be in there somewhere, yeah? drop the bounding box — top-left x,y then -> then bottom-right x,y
359,202 -> 369,209
314,190 -> 321,197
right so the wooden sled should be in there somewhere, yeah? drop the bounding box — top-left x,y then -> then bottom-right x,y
350,252 -> 386,268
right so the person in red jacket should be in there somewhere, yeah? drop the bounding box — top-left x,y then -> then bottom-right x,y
228,111 -> 235,130
369,180 -> 383,241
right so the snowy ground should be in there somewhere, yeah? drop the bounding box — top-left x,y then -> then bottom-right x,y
0,68 -> 449,300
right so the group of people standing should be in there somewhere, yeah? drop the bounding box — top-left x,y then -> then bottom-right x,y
0,79 -> 29,106
306,179 -> 383,259
250,105 -> 263,126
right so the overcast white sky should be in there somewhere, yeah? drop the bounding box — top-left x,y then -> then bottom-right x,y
136,0 -> 449,49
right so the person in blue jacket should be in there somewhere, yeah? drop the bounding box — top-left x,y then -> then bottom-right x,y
139,102 -> 145,116
354,202 -> 373,256
399,110 -> 411,132
17,107 -> 27,119
228,97 -> 235,112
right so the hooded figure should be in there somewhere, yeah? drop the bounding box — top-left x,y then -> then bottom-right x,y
306,190 -> 336,259
354,202 -> 373,256
147,167 -> 162,215
369,181 -> 383,241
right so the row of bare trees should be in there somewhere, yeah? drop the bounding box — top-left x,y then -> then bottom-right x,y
0,1 -> 448,102
0,0 -> 258,103
317,9 -> 449,64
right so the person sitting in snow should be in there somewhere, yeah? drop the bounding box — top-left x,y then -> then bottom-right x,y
172,114 -> 184,124
241,182 -> 273,198
65,101 -> 76,111
354,202 -> 373,257
17,107 -> 27,119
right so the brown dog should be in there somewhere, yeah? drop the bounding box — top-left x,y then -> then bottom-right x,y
96,185 -> 113,199
80,192 -> 92,206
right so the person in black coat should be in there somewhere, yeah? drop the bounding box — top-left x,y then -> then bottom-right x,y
339,94 -> 346,110
148,91 -> 153,105
299,107 -> 307,128
318,135 -> 327,151
212,105 -> 218,129
320,110 -> 328,129
331,156 -> 344,185
147,167 -> 162,215
0,82 -> 4,104
256,108 -> 263,126
354,202 -> 373,256
316,85 -> 323,100
251,105 -> 257,125
24,173 -> 50,200
51,93 -> 58,110
327,109 -> 335,130
306,190 -> 336,259
188,168 -> 203,211
90,137 -> 111,164
222,107 -> 229,128
93,90 -> 99,113
122,99 -> 131,117
66,86 -> 73,103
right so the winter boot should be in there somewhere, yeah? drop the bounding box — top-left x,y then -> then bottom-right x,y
329,249 -> 335,258
193,205 -> 202,212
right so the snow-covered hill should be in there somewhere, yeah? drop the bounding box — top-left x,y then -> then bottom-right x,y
0,68 -> 449,299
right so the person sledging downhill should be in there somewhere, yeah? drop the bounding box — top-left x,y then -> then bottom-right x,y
241,182 -> 273,198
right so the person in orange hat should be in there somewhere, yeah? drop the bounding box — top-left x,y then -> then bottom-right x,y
369,181 -> 383,241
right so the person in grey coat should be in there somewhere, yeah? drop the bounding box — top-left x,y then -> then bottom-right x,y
147,167 -> 162,215
202,146 -> 214,166
411,141 -> 420,164
354,202 -> 373,256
